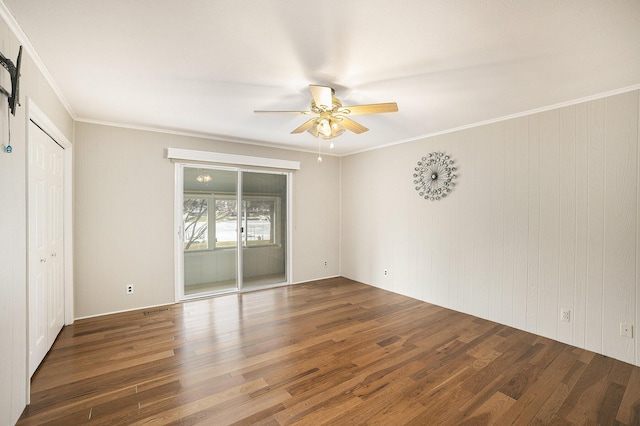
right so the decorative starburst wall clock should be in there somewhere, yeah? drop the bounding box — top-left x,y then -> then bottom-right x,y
413,152 -> 457,201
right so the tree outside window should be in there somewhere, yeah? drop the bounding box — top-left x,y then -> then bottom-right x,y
183,195 -> 279,251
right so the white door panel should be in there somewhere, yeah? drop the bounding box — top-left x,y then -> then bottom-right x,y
29,121 -> 65,376
48,147 -> 64,346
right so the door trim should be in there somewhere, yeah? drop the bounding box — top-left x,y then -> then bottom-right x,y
166,147 -> 300,170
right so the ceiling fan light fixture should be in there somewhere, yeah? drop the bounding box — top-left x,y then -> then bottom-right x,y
331,117 -> 344,133
317,118 -> 332,137
311,115 -> 345,139
256,84 -> 397,141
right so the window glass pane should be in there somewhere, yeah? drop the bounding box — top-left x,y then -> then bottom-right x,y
183,198 -> 208,250
245,200 -> 275,246
215,199 -> 237,248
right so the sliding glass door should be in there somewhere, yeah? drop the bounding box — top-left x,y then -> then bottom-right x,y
241,171 -> 287,290
180,166 -> 288,298
182,168 -> 238,296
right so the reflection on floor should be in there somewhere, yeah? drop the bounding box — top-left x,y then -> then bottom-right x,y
184,273 -> 287,296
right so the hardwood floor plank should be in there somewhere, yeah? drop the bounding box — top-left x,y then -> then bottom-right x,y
17,278 -> 640,425
462,391 -> 516,425
597,382 -> 627,425
275,375 -> 365,424
556,353 -> 614,423
181,389 -> 291,426
129,378 -> 270,425
496,346 -> 581,423
617,366 -> 640,423
403,385 -> 474,425
534,382 -> 571,423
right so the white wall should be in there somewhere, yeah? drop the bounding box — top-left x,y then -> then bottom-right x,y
341,89 -> 640,367
0,9 -> 74,425
73,122 -> 341,318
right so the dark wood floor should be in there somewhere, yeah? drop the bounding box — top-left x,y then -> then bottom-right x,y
18,277 -> 640,425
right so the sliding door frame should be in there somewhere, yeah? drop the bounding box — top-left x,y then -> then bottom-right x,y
172,151 -> 296,301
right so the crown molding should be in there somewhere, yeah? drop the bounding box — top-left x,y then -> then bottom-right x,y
75,117 -> 340,158
0,0 -> 76,119
347,83 -> 640,157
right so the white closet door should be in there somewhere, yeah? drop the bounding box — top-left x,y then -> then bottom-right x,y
47,130 -> 64,347
29,121 -> 64,377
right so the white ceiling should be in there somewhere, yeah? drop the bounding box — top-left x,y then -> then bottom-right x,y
3,1 -> 640,156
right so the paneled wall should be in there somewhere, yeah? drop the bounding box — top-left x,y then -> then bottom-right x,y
341,90 -> 640,366
0,8 -> 74,424
74,122 -> 341,318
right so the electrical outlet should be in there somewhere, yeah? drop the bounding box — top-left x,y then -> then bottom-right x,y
383,269 -> 389,277
560,308 -> 570,322
126,284 -> 134,294
620,323 -> 633,338
323,261 -> 327,267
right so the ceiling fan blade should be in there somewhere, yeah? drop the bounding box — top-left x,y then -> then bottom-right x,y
254,110 -> 313,114
340,116 -> 369,134
291,118 -> 317,134
309,85 -> 333,109
340,102 -> 398,115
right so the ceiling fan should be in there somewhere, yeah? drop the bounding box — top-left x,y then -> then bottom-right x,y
254,85 -> 398,139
